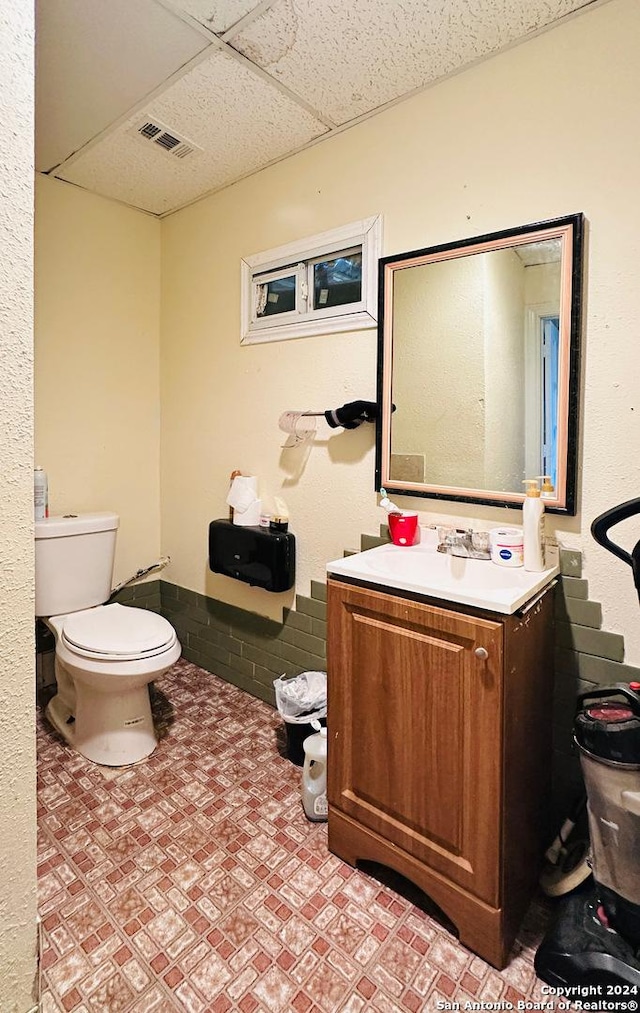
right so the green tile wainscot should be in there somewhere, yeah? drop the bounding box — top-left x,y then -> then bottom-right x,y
101,537 -> 640,817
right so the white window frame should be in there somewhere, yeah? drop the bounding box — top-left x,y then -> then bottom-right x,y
240,215 -> 382,344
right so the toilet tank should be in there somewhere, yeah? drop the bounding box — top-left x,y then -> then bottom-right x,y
35,512 -> 119,617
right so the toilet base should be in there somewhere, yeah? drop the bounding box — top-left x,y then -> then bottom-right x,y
46,682 -> 158,767
42,621 -> 181,767
46,694 -> 75,740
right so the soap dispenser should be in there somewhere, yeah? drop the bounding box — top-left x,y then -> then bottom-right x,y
538,475 -> 555,501
522,479 -> 545,572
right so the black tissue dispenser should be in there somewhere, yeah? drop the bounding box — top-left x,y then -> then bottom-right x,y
208,519 -> 295,592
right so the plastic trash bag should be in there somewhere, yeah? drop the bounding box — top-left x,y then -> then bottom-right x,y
273,671 -> 327,724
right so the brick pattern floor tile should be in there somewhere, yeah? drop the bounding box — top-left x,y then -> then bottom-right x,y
38,659 -> 551,1011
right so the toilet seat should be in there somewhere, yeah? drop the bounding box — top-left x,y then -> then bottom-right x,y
61,603 -> 177,662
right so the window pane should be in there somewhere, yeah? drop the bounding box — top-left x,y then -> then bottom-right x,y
242,217 -> 380,343
256,274 -> 296,318
313,253 -> 362,310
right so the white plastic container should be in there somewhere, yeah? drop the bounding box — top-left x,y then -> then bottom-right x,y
34,466 -> 48,521
523,479 -> 546,572
302,723 -> 328,822
490,527 -> 524,567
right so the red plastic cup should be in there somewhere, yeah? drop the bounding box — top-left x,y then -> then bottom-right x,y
388,511 -> 418,546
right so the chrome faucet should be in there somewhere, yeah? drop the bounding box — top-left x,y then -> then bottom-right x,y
437,527 -> 491,560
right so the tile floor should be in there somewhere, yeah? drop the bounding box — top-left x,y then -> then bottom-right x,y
38,659 -> 552,1012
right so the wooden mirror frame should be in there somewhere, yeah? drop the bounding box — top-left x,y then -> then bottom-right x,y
375,214 -> 584,514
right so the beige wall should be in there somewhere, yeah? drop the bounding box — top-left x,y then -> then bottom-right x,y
392,258 -> 486,488
0,2 -> 38,1010
35,176 -> 162,586
483,248 -> 525,490
392,248 -> 526,492
159,194 -> 381,620
160,0 -> 640,660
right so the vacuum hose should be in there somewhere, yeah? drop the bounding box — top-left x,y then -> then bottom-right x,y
591,496 -> 640,602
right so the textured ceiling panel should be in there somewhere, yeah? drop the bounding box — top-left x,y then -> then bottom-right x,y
35,0 -> 210,172
38,0 -> 606,214
231,0 -> 598,125
169,0 -> 269,34
54,49 -> 328,215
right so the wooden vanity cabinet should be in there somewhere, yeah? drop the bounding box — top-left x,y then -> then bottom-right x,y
326,577 -> 555,969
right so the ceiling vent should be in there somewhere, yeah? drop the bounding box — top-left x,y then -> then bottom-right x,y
129,117 -> 203,160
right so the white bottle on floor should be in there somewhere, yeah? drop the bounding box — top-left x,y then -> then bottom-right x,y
302,723 -> 328,822
522,479 -> 545,572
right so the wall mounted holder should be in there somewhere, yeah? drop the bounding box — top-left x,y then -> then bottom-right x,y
208,519 -> 295,592
279,401 -> 381,448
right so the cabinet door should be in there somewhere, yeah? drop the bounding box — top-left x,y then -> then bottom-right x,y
328,581 -> 503,906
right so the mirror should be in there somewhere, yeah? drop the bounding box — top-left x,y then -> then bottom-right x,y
375,214 -> 583,514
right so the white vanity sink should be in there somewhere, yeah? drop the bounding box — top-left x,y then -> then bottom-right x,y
326,541 -> 558,614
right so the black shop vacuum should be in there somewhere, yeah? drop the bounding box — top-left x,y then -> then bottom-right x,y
535,497 -> 640,989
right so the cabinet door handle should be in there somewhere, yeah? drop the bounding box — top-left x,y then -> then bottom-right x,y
475,647 -> 489,660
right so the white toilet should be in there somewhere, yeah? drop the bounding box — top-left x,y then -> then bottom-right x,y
35,512 -> 181,766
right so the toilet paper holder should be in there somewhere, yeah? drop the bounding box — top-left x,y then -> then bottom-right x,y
208,519 -> 295,592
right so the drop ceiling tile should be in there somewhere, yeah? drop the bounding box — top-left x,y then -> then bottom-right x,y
231,0 -> 598,125
170,0 -> 268,34
35,0 -> 211,172
53,49 -> 328,215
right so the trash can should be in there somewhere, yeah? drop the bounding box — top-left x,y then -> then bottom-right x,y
274,671 -> 327,766
284,715 -> 327,766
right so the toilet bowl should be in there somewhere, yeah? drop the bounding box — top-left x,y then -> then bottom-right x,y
36,512 -> 181,766
46,603 -> 180,765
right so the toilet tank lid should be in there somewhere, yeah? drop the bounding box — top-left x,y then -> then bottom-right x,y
35,512 -> 119,539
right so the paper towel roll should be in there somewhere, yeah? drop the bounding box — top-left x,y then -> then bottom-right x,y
234,499 -> 262,526
226,475 -> 257,512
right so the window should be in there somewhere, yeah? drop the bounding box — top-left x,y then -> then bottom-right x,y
241,216 -> 381,344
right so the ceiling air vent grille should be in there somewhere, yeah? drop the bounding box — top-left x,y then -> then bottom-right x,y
129,118 -> 203,160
